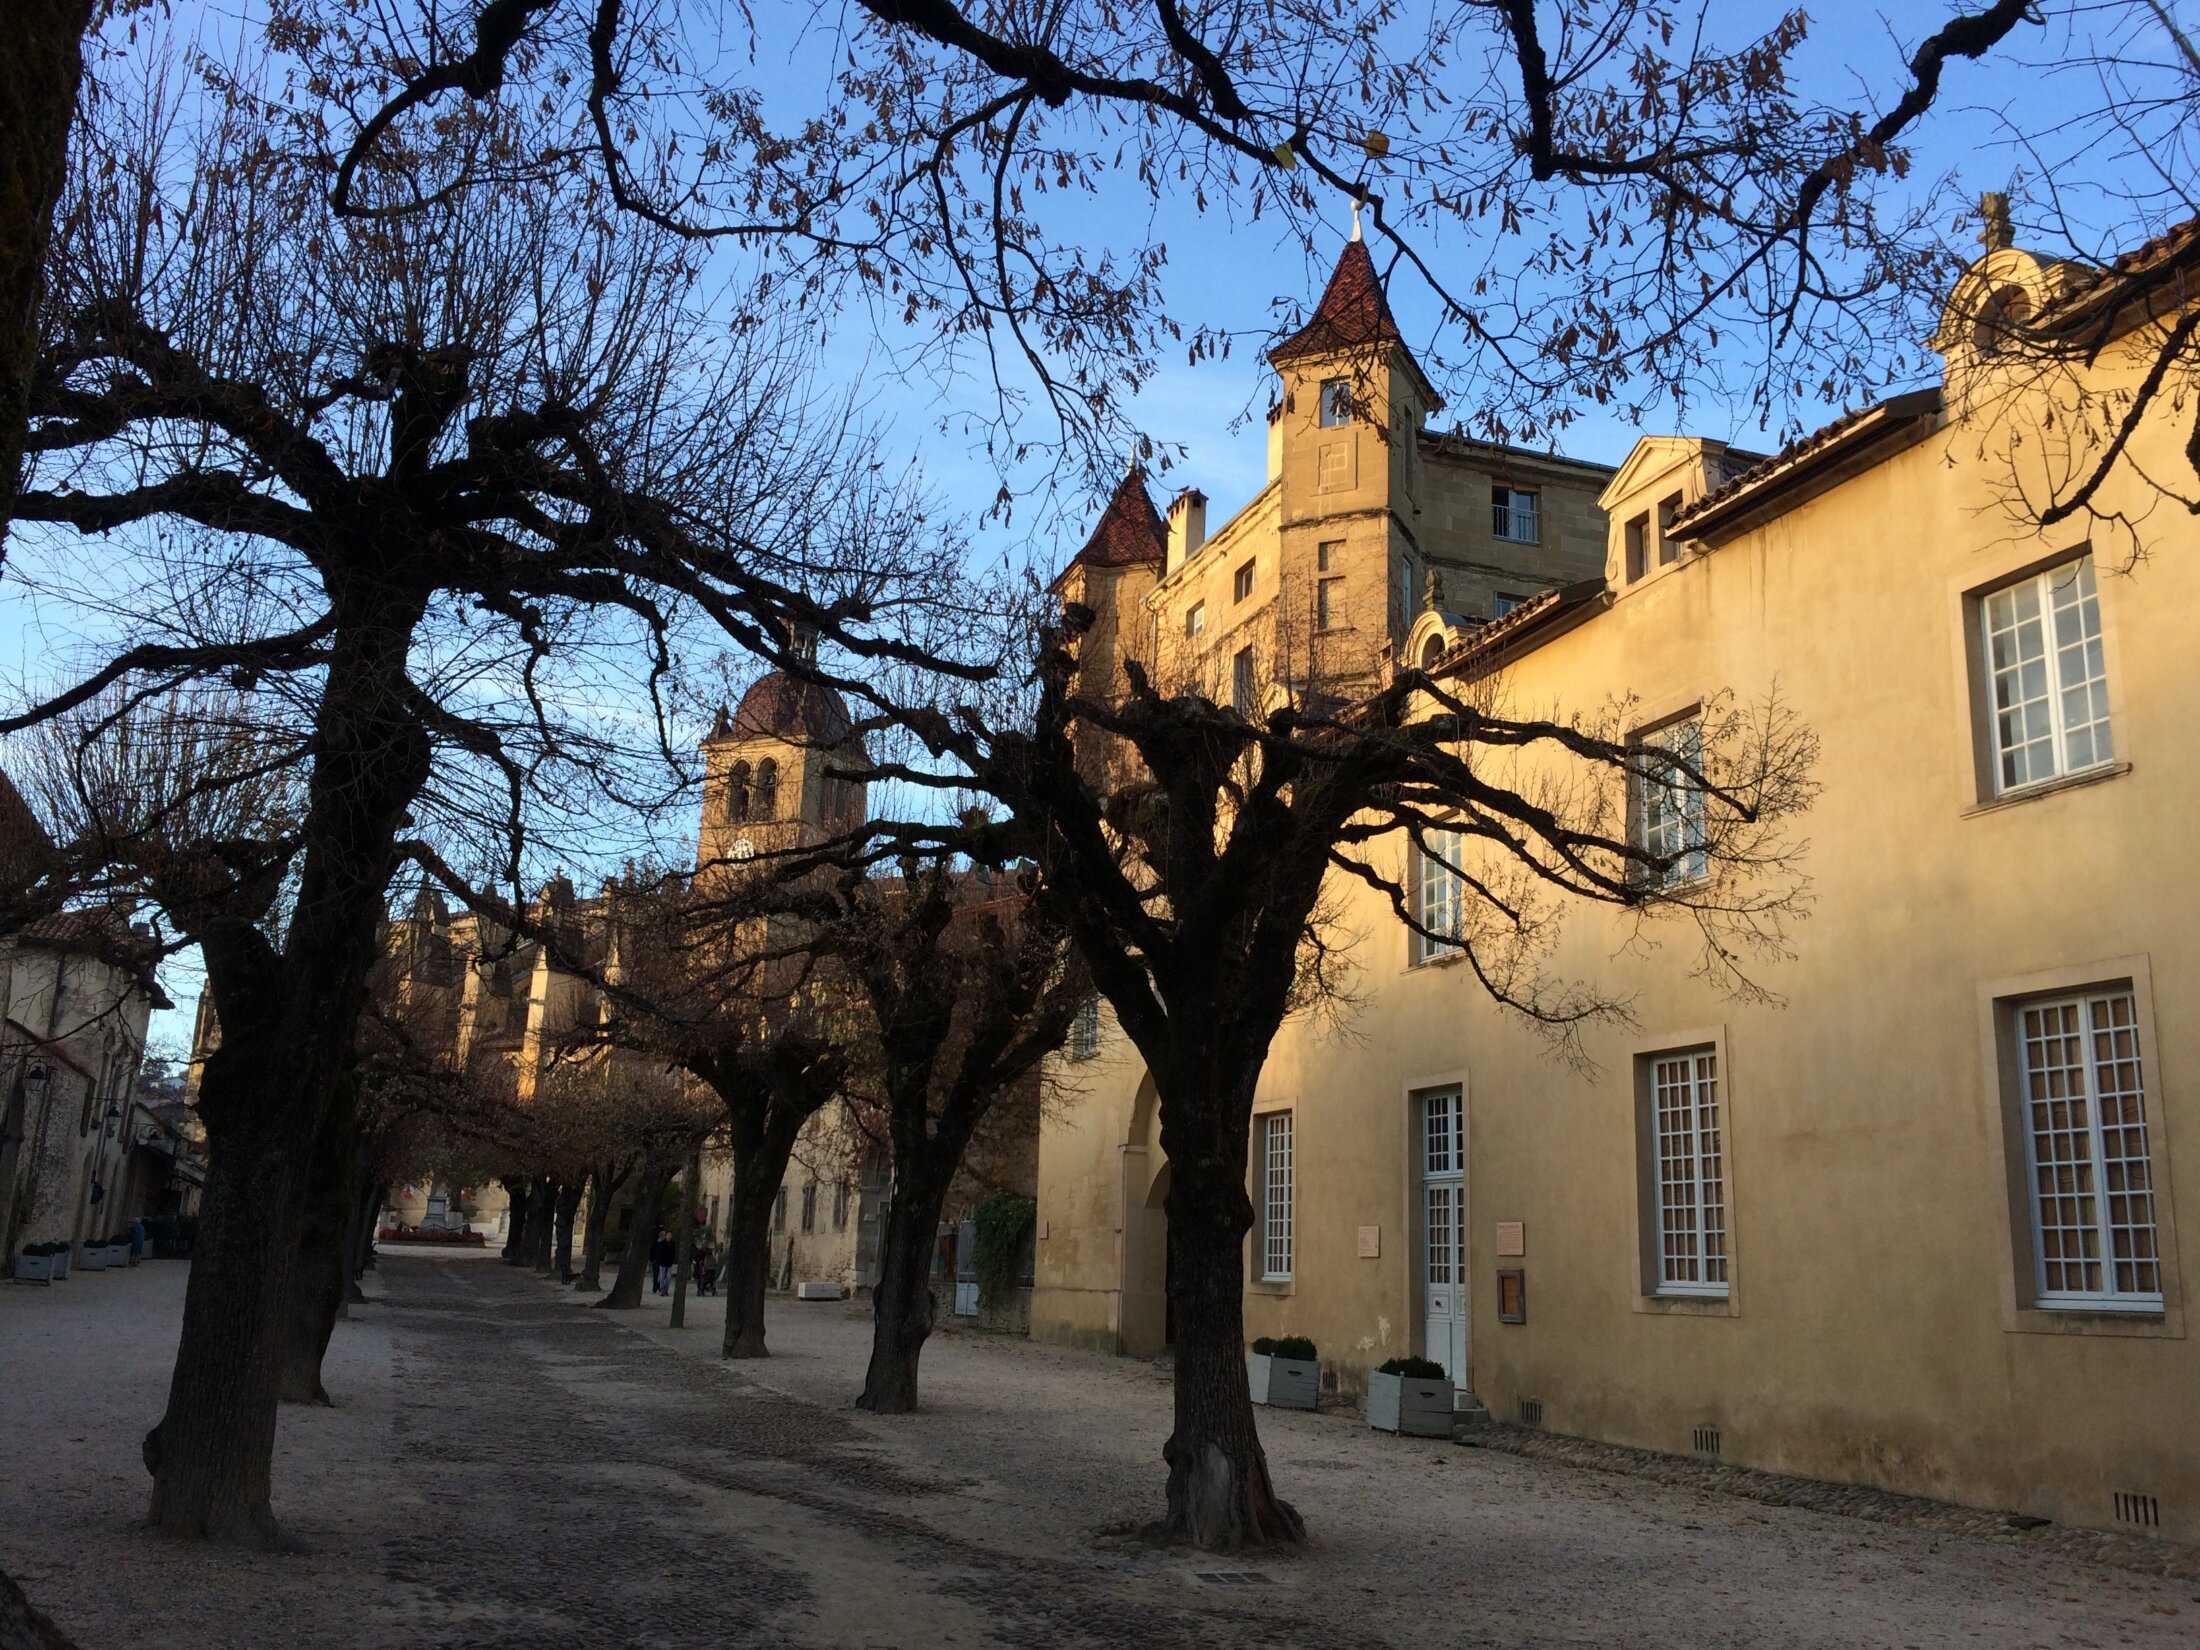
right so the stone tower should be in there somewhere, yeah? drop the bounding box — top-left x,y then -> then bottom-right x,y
695,634 -> 868,877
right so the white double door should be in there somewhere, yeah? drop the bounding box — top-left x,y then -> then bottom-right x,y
1420,1088 -> 1468,1389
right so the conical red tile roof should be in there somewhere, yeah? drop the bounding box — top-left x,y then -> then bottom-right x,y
1067,468 -> 1166,572
1270,238 -> 1403,362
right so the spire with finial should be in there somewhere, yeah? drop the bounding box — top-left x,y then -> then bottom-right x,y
1979,191 -> 2013,252
1350,196 -> 1363,243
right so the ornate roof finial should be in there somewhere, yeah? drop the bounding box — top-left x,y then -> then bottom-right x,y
1423,565 -> 1446,614
1979,191 -> 2013,252
1350,195 -> 1364,243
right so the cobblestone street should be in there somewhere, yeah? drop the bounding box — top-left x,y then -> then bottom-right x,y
3,1252 -> 2196,1649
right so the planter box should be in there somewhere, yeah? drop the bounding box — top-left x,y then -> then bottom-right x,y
794,1280 -> 845,1301
76,1246 -> 108,1272
1367,1371 -> 1455,1437
11,1252 -> 57,1285
101,1245 -> 128,1268
1248,1352 -> 1320,1410
51,1250 -> 67,1280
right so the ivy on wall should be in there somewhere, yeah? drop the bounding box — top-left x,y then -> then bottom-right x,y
971,1192 -> 1035,1311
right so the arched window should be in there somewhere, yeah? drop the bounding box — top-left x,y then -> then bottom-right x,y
725,760 -> 751,822
753,758 -> 779,820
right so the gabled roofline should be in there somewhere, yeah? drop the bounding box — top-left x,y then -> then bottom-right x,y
1667,389 -> 1943,547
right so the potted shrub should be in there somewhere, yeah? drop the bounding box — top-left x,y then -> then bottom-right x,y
1247,1335 -> 1320,1410
11,1241 -> 61,1285
1367,1355 -> 1455,1437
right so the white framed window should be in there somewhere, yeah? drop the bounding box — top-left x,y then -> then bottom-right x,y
1981,557 -> 2112,794
1635,716 -> 1708,888
1318,378 -> 1352,428
1185,601 -> 1206,639
1411,829 -> 1465,963
1648,1048 -> 1727,1297
2018,989 -> 2161,1310
1492,485 -> 1540,543
1067,993 -> 1101,1061
1259,1112 -> 1294,1281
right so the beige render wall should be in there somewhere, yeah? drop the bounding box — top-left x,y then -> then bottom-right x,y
1258,392 -> 2200,1539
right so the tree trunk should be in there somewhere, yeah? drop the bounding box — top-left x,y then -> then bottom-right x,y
574,1161 -> 624,1292
500,1175 -> 531,1262
0,0 -> 94,549
343,1181 -> 384,1303
145,604 -> 434,1545
0,1562 -> 77,1650
522,1180 -> 555,1272
857,1156 -> 954,1414
721,1134 -> 798,1359
593,1165 -> 665,1310
552,1179 -> 582,1283
1155,1150 -> 1302,1550
277,1087 -> 359,1406
669,1144 -> 698,1328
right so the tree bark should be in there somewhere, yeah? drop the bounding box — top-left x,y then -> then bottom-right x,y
343,1181 -> 384,1302
278,1085 -> 360,1406
593,1165 -> 665,1310
145,605 -> 434,1546
500,1175 -> 532,1262
574,1159 -> 626,1292
720,1128 -> 801,1359
857,1154 -> 955,1414
0,1563 -> 76,1650
523,1180 -> 557,1272
0,0 -> 94,549
551,1179 -> 582,1283
1155,1146 -> 1302,1550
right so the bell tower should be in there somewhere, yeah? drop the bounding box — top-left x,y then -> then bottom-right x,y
696,639 -> 867,877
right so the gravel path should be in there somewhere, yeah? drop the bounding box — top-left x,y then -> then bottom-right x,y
3,1252 -> 2195,1648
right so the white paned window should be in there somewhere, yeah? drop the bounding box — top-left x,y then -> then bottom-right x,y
1636,718 -> 1708,888
1983,558 -> 2112,793
1413,829 -> 1465,963
1650,1049 -> 1727,1296
1423,1087 -> 1459,1177
1492,485 -> 1540,543
1186,601 -> 1206,639
1260,1112 -> 1294,1281
2019,990 -> 2162,1309
1319,378 -> 1352,427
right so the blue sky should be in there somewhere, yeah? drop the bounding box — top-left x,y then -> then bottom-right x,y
12,0 -> 2188,1051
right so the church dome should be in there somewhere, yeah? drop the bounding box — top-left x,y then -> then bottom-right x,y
726,671 -> 856,746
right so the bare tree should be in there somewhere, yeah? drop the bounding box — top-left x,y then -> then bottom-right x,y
7,66 -> 964,1545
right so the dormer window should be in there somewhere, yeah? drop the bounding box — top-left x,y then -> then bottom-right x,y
1318,378 -> 1353,428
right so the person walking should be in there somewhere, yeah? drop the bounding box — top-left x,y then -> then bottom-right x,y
650,1228 -> 676,1296
693,1240 -> 717,1297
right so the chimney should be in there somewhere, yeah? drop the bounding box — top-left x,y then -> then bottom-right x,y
1165,488 -> 1208,574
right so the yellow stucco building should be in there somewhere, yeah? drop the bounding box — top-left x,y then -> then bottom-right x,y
1033,222 -> 2200,1544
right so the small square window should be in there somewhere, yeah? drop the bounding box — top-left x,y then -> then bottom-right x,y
1319,379 -> 1353,427
1233,561 -> 1255,602
1492,486 -> 1540,543
1186,602 -> 1206,639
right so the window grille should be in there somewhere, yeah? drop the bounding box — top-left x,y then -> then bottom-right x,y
1491,485 -> 1540,543
1983,558 -> 2112,793
1412,830 -> 1466,962
1260,1112 -> 1294,1281
1635,717 -> 1709,887
1651,1048 -> 1728,1296
2019,990 -> 2161,1309
1068,994 -> 1101,1060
